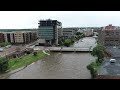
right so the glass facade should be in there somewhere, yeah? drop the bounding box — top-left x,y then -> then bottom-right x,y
38,26 -> 54,40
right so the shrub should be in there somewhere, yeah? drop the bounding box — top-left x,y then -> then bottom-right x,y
0,42 -> 11,47
63,39 -> 72,47
0,57 -> 8,72
87,59 -> 102,79
33,52 -> 37,56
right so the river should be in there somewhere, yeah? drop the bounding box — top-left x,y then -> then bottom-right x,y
4,37 -> 97,79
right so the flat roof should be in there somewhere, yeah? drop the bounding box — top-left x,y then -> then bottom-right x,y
98,58 -> 120,76
105,46 -> 120,58
98,46 -> 120,76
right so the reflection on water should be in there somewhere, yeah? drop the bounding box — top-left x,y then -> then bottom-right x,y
6,52 -> 96,79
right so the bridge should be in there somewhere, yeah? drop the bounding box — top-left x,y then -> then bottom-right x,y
47,47 -> 93,52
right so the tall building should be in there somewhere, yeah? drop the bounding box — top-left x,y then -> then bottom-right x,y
38,19 -> 62,46
98,24 -> 120,46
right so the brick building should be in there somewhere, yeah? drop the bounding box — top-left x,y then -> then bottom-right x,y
98,24 -> 120,46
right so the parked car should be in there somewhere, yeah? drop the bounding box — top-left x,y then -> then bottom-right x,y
109,59 -> 116,63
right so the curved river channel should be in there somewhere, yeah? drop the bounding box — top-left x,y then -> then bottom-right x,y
3,37 -> 97,79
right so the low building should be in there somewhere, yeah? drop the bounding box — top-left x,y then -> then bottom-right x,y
98,24 -> 120,46
0,33 -> 5,43
82,28 -> 94,37
3,32 -> 15,43
3,31 -> 38,44
0,29 -> 37,32
62,28 -> 79,39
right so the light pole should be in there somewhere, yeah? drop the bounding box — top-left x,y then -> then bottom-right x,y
89,46 -> 92,61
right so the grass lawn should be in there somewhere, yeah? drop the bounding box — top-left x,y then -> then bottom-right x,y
8,51 -> 48,71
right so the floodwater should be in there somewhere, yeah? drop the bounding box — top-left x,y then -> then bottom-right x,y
4,37 -> 96,79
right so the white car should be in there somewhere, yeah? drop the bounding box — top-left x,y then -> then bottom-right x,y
109,59 -> 116,63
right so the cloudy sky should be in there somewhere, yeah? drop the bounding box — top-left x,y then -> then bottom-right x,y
0,11 -> 120,29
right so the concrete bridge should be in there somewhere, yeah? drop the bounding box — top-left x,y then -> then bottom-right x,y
47,47 -> 93,52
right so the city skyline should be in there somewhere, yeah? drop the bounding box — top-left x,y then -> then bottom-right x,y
0,11 -> 120,29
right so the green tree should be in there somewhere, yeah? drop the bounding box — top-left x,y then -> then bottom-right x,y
75,32 -> 85,40
0,42 -> 11,47
33,51 -> 37,56
63,39 -> 72,47
91,44 -> 105,62
0,57 -> 8,72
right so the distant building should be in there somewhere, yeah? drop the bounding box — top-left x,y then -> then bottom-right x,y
38,19 -> 62,46
3,31 -> 38,44
0,29 -> 37,32
62,28 -> 79,39
79,28 -> 93,37
98,24 -> 120,46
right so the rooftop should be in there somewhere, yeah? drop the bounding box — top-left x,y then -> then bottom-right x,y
105,46 -> 120,58
102,24 -> 120,31
98,46 -> 120,76
97,58 -> 120,76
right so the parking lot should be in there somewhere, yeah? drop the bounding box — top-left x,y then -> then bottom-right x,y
105,46 -> 120,58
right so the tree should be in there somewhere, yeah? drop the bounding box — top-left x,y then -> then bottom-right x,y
0,57 -> 8,72
91,44 -> 105,62
0,42 -> 11,47
63,39 -> 72,47
33,51 -> 37,56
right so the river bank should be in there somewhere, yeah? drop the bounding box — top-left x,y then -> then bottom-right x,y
0,50 -> 50,79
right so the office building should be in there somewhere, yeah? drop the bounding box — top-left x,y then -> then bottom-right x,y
38,19 -> 62,46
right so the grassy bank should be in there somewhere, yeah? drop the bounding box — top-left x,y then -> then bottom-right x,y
8,51 -> 48,71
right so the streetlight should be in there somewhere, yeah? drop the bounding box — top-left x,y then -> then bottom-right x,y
89,46 -> 92,61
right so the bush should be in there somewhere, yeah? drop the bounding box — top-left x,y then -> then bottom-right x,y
87,59 -> 102,79
63,39 -> 72,47
0,42 -> 11,47
0,57 -> 8,72
33,52 -> 37,56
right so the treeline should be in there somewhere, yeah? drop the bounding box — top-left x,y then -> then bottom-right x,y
87,44 -> 105,79
61,32 -> 85,47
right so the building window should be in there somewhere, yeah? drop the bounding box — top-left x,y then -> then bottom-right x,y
106,32 -> 109,35
116,32 -> 119,35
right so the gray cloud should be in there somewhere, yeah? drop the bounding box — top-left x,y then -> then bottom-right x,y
0,11 -> 120,29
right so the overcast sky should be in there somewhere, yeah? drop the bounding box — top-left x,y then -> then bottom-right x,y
0,11 -> 120,29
